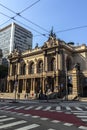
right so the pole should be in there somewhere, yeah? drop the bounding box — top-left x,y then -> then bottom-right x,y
14,85 -> 16,102
65,68 -> 68,100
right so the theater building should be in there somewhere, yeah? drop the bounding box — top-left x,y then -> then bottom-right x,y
7,33 -> 87,99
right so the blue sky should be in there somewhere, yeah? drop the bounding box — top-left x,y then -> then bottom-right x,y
0,0 -> 87,48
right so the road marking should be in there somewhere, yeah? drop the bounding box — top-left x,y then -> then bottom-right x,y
15,123 -> 40,130
56,106 -> 61,111
32,116 -> 40,118
73,113 -> 87,115
66,107 -> 71,110
0,115 -> 7,118
15,106 -> 25,110
35,106 -> 43,110
0,106 -> 8,109
17,113 -> 23,115
0,117 -> 15,122
40,117 -> 48,120
75,107 -> 82,111
24,106 -> 33,110
0,120 -> 26,129
79,126 -> 87,130
71,111 -> 87,113
24,114 -> 31,116
5,106 -> 16,110
51,120 -> 60,123
43,106 -> 51,111
77,115 -> 87,118
81,119 -> 87,122
48,128 -> 55,130
64,123 -> 73,126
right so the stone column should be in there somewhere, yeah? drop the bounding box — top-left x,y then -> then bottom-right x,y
72,68 -> 79,96
10,64 -> 12,76
42,78 -> 45,93
58,53 -> 62,70
24,79 -> 27,93
26,64 -> 28,75
55,48 -> 58,71
33,78 -> 35,93
9,81 -> 11,92
44,55 -> 47,72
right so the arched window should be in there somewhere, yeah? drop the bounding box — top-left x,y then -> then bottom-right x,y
50,58 -> 56,71
20,63 -> 26,75
30,62 -> 34,74
37,60 -> 43,73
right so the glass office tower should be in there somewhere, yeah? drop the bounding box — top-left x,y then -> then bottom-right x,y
0,22 -> 33,59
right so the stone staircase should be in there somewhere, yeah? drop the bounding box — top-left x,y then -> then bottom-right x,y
0,93 -> 35,100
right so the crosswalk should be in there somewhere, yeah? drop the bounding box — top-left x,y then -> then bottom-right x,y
0,115 -> 40,130
72,110 -> 87,123
0,105 -> 86,112
0,105 -> 87,129
0,114 -> 86,130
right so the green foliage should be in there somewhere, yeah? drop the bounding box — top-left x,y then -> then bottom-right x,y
0,65 -> 8,78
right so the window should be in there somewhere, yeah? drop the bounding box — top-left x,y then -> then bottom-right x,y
37,61 -> 43,73
50,58 -> 56,71
29,62 -> 34,74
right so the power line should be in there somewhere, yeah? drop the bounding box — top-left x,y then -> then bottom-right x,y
0,11 -> 48,38
20,0 -> 40,14
0,1 -> 48,32
0,19 -> 11,27
15,19 -> 48,37
19,15 -> 49,32
56,25 -> 87,33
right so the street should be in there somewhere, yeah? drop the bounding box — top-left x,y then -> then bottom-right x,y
0,100 -> 87,130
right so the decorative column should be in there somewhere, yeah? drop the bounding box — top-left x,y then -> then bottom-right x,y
42,77 -> 45,93
10,64 -> 12,76
24,79 -> 27,93
33,78 -> 35,94
44,52 -> 47,72
72,68 -> 79,96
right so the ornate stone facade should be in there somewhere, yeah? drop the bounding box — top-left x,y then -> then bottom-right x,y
7,35 -> 87,99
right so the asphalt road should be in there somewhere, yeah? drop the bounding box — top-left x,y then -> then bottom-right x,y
0,100 -> 87,130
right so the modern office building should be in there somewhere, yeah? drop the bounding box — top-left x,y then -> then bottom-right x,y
7,31 -> 87,100
0,22 -> 33,59
0,49 -> 2,65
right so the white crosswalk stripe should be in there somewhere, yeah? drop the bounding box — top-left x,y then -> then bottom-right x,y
66,106 -> 71,111
0,120 -> 26,129
43,106 -> 51,111
0,116 -> 40,130
15,106 -> 25,110
56,106 -> 61,111
0,117 -> 15,122
15,123 -> 40,130
75,107 -> 82,111
35,106 -> 43,110
24,106 -> 33,110
0,115 -> 7,118
1,104 -> 87,113
5,106 -> 16,110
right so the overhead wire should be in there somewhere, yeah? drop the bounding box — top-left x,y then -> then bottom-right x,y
0,11 -> 48,38
56,25 -> 87,33
0,1 -> 49,33
1,1 -> 87,38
